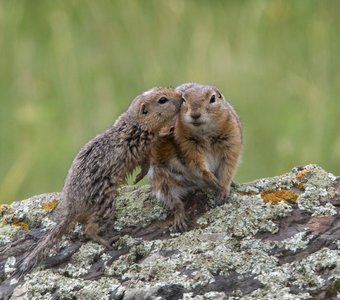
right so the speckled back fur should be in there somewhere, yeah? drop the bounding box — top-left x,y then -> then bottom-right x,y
17,87 -> 183,276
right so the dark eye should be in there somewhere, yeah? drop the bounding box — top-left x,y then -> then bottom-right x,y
158,97 -> 168,104
181,97 -> 186,103
209,95 -> 216,103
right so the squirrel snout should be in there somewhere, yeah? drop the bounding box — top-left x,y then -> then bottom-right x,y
190,112 -> 201,120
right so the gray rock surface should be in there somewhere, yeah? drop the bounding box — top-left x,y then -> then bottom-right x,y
0,164 -> 339,299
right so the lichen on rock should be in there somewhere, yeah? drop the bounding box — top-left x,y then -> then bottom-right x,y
114,185 -> 167,230
0,165 -> 339,299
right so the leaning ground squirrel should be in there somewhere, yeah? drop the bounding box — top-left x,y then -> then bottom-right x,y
18,87 -> 183,275
144,83 -> 242,231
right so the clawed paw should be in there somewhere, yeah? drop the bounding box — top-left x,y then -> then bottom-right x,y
203,171 -> 222,190
159,126 -> 175,139
216,193 -> 226,205
216,190 -> 230,205
170,213 -> 188,232
108,235 -> 120,245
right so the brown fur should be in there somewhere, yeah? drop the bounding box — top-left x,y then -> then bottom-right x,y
146,83 -> 242,231
18,87 -> 183,276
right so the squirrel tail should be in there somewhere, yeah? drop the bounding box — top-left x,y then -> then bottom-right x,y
17,214 -> 73,278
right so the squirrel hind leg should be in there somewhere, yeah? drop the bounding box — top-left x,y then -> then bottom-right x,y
85,193 -> 116,249
156,187 -> 189,232
84,221 -> 113,249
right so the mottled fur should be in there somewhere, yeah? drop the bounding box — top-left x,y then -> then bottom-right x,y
18,87 -> 183,275
147,83 -> 242,231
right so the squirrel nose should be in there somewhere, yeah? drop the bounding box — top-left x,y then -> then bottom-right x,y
190,112 -> 201,120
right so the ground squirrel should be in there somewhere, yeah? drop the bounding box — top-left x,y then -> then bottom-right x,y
18,87 -> 183,275
140,83 -> 242,231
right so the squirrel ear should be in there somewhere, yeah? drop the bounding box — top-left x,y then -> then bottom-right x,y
141,103 -> 148,115
216,89 -> 222,98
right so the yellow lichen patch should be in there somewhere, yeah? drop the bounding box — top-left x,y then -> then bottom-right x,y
294,181 -> 305,191
260,189 -> 298,204
40,199 -> 59,213
239,191 -> 257,196
5,216 -> 30,230
12,221 -> 30,231
296,169 -> 311,181
295,169 -> 312,190
0,204 -> 11,214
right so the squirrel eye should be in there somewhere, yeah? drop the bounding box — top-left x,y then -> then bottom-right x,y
209,95 -> 216,103
158,97 -> 168,104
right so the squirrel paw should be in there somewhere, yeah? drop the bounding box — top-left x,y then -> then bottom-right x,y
108,235 -> 120,245
159,126 -> 175,140
216,184 -> 232,204
216,191 -> 229,205
170,213 -> 188,232
94,237 -> 113,250
202,171 -> 222,190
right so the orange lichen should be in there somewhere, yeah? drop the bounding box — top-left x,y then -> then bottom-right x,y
239,191 -> 257,196
12,221 -> 30,231
260,189 -> 298,204
4,216 -> 30,230
294,169 -> 312,190
294,181 -> 305,190
296,169 -> 311,181
40,199 -> 59,213
0,204 -> 11,214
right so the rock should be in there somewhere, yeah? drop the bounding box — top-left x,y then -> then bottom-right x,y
0,164 -> 339,299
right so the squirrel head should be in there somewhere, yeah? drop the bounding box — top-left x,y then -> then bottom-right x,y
176,83 -> 229,134
128,87 -> 183,133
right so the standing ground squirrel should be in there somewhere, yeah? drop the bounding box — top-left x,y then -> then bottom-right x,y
144,83 -> 242,231
18,87 -> 183,275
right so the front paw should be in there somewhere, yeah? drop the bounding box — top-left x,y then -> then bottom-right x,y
203,171 -> 222,190
170,212 -> 188,232
216,190 -> 230,205
159,126 -> 175,140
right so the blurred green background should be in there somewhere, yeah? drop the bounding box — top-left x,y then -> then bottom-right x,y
0,1 -> 339,204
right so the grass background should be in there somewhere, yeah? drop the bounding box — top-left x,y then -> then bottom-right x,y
0,0 -> 339,204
